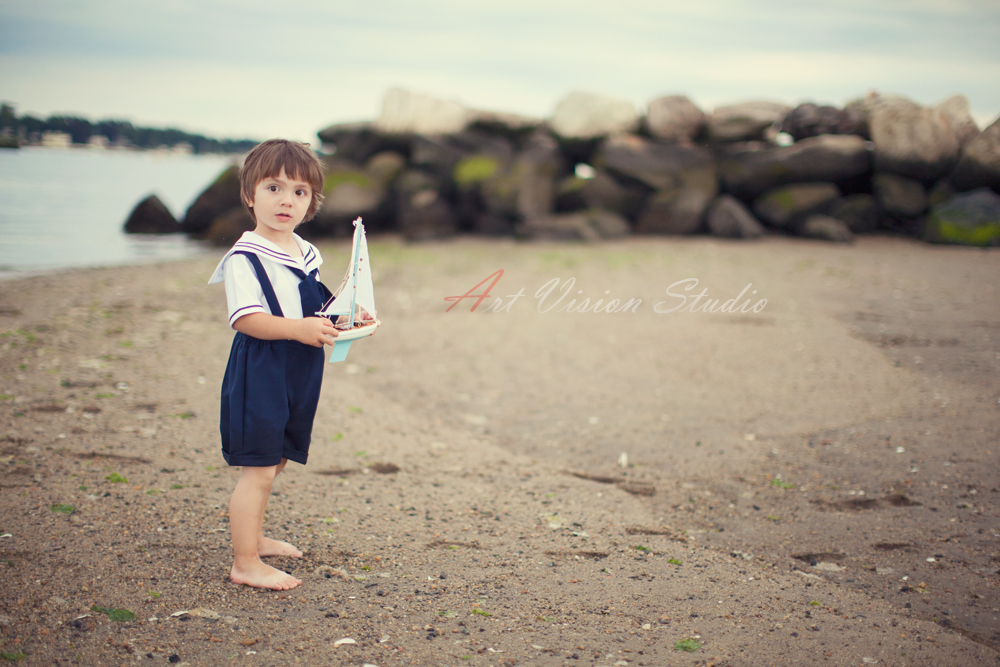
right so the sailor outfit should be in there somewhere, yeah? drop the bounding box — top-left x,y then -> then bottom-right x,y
208,232 -> 332,467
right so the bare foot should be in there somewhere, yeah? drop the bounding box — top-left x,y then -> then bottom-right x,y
230,559 -> 301,590
258,537 -> 303,558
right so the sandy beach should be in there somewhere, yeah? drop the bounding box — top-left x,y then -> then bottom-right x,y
1,235 -> 998,666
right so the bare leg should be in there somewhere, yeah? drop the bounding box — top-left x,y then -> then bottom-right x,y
229,464 -> 301,590
256,458 -> 302,558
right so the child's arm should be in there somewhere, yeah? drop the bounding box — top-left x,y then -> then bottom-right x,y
233,313 -> 338,348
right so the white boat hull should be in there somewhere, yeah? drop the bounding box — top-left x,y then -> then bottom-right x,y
331,319 -> 379,342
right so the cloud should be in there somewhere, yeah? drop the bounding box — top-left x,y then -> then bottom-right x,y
1,0 -> 997,139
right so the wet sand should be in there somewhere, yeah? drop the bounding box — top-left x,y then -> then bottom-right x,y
1,235 -> 998,665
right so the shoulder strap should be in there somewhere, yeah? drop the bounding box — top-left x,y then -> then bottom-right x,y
232,251 -> 283,317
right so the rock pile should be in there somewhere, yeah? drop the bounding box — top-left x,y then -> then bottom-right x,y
127,88 -> 1000,247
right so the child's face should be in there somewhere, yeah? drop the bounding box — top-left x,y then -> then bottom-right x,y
246,167 -> 313,237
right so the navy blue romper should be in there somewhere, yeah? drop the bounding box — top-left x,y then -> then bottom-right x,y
220,252 -> 331,467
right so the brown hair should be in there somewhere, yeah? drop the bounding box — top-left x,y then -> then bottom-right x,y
240,139 -> 325,223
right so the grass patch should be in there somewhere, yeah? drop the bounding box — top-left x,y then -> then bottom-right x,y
105,473 -> 127,483
675,638 -> 701,653
50,504 -> 76,514
91,605 -> 136,622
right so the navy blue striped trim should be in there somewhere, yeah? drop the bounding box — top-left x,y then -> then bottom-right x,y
232,241 -> 296,265
229,304 -> 264,324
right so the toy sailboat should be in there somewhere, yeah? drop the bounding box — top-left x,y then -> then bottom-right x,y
317,217 -> 379,363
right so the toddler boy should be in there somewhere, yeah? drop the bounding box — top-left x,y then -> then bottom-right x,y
208,139 -> 337,590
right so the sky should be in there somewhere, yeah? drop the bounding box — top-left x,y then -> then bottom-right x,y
1,0 -> 999,144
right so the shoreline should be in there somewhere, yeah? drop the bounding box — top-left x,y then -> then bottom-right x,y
1,236 -> 998,665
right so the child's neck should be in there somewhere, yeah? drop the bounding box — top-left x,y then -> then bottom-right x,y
253,225 -> 302,258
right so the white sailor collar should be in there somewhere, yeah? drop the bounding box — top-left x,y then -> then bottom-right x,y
208,231 -> 322,284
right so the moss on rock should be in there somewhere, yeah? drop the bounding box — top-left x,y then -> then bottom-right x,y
324,171 -> 370,193
925,187 -> 1000,247
454,155 -> 500,186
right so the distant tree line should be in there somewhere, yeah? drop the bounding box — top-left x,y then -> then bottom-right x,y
0,103 -> 258,153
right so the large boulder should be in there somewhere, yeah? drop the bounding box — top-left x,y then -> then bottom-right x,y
925,187 -> 1000,246
555,171 -> 648,221
181,164 -> 242,235
467,110 -> 544,141
396,170 -> 458,241
519,209 -> 629,241
453,131 -> 561,231
869,103 -> 960,182
123,194 -> 180,234
802,215 -> 854,243
934,95 -> 979,148
781,103 -> 860,141
718,134 -> 871,200
827,194 -> 881,233
411,130 -> 514,181
595,133 -> 716,193
645,95 -> 706,142
203,208 -> 255,247
316,121 -> 411,163
310,155 -> 397,236
595,134 -> 717,235
453,153 -> 505,230
708,101 -> 790,142
928,180 -> 956,208
705,195 -> 765,239
950,116 -> 1000,193
478,162 -> 522,224
375,87 -> 471,135
365,151 -> 407,183
842,91 -> 920,139
549,91 -> 640,139
635,189 -> 714,235
515,131 -> 563,219
752,183 -> 840,229
873,174 -> 928,218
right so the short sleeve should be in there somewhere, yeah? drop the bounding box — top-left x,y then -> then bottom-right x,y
223,254 -> 270,328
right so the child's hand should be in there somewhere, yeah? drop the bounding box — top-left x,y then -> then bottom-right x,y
294,317 -> 339,347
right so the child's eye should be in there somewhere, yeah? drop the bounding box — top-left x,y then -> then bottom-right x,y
296,189 -> 309,197
268,185 -> 279,192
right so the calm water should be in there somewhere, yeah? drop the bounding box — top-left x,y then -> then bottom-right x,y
0,147 -> 234,277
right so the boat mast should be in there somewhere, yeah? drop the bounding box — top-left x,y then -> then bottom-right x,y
347,218 -> 363,328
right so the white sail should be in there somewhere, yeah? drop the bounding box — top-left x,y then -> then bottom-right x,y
318,218 -> 377,325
